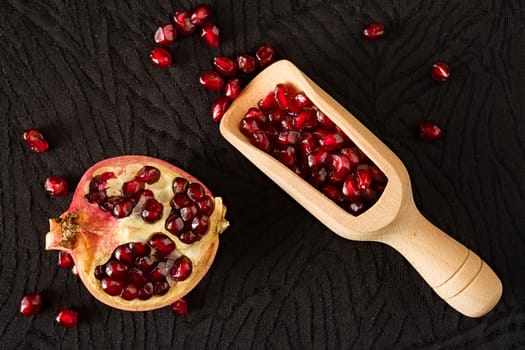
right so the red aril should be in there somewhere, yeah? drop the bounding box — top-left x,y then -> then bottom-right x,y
150,48 -> 172,68
45,156 -> 228,311
23,128 -> 49,153
419,120 -> 443,141
199,70 -> 224,91
154,24 -> 176,45
431,61 -> 450,82
200,23 -> 220,48
191,4 -> 213,25
211,96 -> 231,122
58,251 -> 75,268
19,292 -> 42,316
224,78 -> 242,99
55,308 -> 78,328
213,56 -> 237,77
45,176 -> 68,197
173,10 -> 196,36
362,23 -> 385,40
171,298 -> 188,315
255,44 -> 276,68
237,54 -> 258,74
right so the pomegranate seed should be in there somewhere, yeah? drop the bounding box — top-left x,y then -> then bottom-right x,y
276,130 -> 302,146
356,165 -> 373,189
154,280 -> 170,295
170,193 -> 191,209
132,189 -> 154,204
112,198 -> 134,218
58,251 -> 75,269
191,4 -> 213,25
258,90 -> 279,113
237,54 -> 258,74
211,96 -> 231,122
43,176 -> 68,197
113,244 -> 135,265
150,261 -> 171,281
419,120 -> 442,141
135,256 -> 156,273
94,265 -> 106,279
136,166 -> 161,184
213,56 -> 237,77
180,204 -> 198,222
101,278 -> 126,296
120,284 -> 139,300
179,230 -> 200,244
89,172 -> 115,192
149,48 -> 172,68
128,267 -> 148,286
255,44 -> 276,68
275,146 -> 297,167
105,260 -> 129,278
138,282 -> 154,300
99,196 -> 125,212
23,128 -> 49,153
327,154 -> 351,183
224,78 -> 242,99
141,198 -> 164,222
19,292 -> 42,316
362,187 -> 379,202
309,168 -> 328,187
122,179 -> 145,197
250,131 -> 273,152
307,149 -> 329,170
173,10 -> 196,36
149,233 -> 176,256
172,177 -> 189,195
346,201 -> 366,215
196,196 -> 214,215
268,109 -> 286,124
340,147 -> 362,168
191,215 -> 209,235
362,23 -> 385,40
187,183 -> 206,201
342,174 -> 361,201
55,308 -> 78,328
431,61 -> 450,82
292,109 -> 317,130
240,117 -> 264,135
274,84 -> 300,113
369,164 -> 387,183
292,91 -> 313,109
171,299 -> 188,315
317,131 -> 345,151
170,256 -> 193,281
200,22 -> 220,48
299,132 -> 318,155
199,70 -> 224,91
245,107 -> 267,122
316,110 -> 335,129
128,242 -> 151,257
323,184 -> 344,202
154,23 -> 176,45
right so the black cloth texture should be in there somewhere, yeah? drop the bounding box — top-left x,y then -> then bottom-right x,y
1,0 -> 524,349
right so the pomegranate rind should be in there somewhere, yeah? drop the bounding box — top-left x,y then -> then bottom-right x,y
46,155 -> 228,311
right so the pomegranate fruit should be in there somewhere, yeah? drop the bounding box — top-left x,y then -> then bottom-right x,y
23,128 -> 49,153
431,61 -> 450,82
19,292 -> 42,316
362,23 -> 385,40
55,308 -> 78,328
239,84 -> 387,216
45,156 -> 228,311
45,176 -> 68,197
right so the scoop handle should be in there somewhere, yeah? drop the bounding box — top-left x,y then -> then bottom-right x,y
381,207 -> 502,317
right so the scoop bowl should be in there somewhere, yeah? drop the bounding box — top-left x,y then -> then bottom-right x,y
219,60 -> 502,317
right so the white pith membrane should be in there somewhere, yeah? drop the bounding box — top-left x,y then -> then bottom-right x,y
46,156 -> 229,311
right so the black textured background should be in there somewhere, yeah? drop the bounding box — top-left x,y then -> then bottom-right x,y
1,0 -> 524,349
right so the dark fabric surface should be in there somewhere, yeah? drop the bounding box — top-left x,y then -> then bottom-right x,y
1,0 -> 524,349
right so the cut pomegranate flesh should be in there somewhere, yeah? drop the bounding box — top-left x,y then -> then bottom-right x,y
200,23 -> 220,48
46,156 -> 229,311
363,23 -> 385,40
191,4 -> 212,25
154,24 -> 176,45
431,61 -> 450,82
150,48 -> 172,68
419,120 -> 443,141
199,70 -> 224,92
19,292 -> 42,316
173,10 -> 196,36
239,84 -> 387,216
23,128 -> 49,153
45,176 -> 68,197
55,308 -> 78,328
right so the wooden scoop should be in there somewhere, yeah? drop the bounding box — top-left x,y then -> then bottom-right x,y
219,60 -> 502,317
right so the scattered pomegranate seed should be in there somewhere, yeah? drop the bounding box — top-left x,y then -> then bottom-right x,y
150,48 -> 172,68
44,176 -> 68,197
255,44 -> 276,68
237,54 -> 258,74
431,61 -> 450,82
191,4 -> 213,25
419,120 -> 443,141
173,10 -> 196,36
171,298 -> 188,315
362,23 -> 385,40
213,56 -> 237,77
211,96 -> 231,122
19,293 -> 42,316
200,22 -> 220,48
154,24 -> 176,45
55,308 -> 78,328
58,251 -> 75,269
224,78 -> 242,99
23,128 -> 49,153
199,70 -> 224,91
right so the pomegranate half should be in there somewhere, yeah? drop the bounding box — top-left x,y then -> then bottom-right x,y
45,156 -> 228,311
